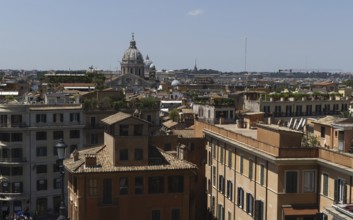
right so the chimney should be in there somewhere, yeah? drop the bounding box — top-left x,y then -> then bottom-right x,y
85,154 -> 97,167
72,149 -> 79,161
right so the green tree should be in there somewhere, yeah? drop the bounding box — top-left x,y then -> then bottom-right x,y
302,133 -> 320,147
169,108 -> 180,122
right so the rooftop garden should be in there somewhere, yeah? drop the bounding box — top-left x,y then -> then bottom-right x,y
194,97 -> 235,106
261,91 -> 343,101
82,95 -> 160,111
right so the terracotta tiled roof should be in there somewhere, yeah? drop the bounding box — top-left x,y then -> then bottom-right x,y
172,129 -> 195,138
313,116 -> 343,126
101,112 -> 131,125
101,112 -> 150,125
181,108 -> 194,114
64,145 -> 197,174
162,120 -> 178,128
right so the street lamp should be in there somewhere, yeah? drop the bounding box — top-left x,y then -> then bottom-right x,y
55,139 -> 68,220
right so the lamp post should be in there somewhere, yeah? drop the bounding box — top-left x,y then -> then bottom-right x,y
55,139 -> 68,220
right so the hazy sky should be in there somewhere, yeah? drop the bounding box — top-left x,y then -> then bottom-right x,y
1,0 -> 353,72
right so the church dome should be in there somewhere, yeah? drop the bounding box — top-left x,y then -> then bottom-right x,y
149,63 -> 156,70
171,79 -> 181,87
122,35 -> 144,64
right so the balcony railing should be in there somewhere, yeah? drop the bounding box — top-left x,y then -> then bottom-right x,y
0,157 -> 27,163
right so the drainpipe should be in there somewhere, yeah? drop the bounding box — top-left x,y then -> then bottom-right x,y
265,161 -> 268,220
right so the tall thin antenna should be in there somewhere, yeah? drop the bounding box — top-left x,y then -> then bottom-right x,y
244,37 -> 247,72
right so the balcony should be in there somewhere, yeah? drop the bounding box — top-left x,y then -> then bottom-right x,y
0,192 -> 28,201
0,157 -> 27,164
4,123 -> 28,128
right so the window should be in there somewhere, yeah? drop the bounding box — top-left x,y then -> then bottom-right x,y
171,209 -> 180,220
211,196 -> 215,215
246,193 -> 254,215
0,167 -> 10,176
151,210 -> 160,220
11,133 -> 22,142
0,133 -> 10,142
0,115 -> 7,127
334,178 -> 346,203
212,140 -> 216,159
53,113 -> 64,123
90,134 -> 98,144
260,164 -> 265,185
12,182 -> 23,193
147,115 -> 152,122
90,117 -> 96,127
36,114 -> 47,123
321,126 -> 325,138
134,124 -> 143,136
168,176 -> 184,193
217,204 -> 225,220
103,179 -> 112,204
255,200 -> 264,220
11,115 -> 22,125
36,147 -> 47,157
148,176 -> 164,194
53,196 -> 61,214
13,200 -> 22,212
220,145 -> 225,164
135,177 -> 143,194
36,165 -> 47,174
12,167 -> 23,176
1,148 -> 9,159
70,113 -> 80,122
53,178 -> 61,189
249,160 -> 253,180
120,125 -> 129,136
2,181 -> 9,192
227,148 -> 232,168
119,177 -> 129,195
12,148 -> 22,159
219,175 -> 225,194
240,156 -> 244,174
70,130 -> 80,139
228,211 -> 231,220
36,198 -> 47,216
212,166 -> 216,186
53,164 -> 60,173
88,179 -> 97,196
323,174 -> 329,196
120,149 -> 128,161
237,187 -> 244,208
135,148 -> 143,161
285,171 -> 298,193
53,131 -> 64,140
226,180 -> 233,200
36,132 -> 47,141
303,170 -> 316,192
37,180 -> 47,191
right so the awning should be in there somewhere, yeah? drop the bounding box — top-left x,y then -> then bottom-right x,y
283,207 -> 319,216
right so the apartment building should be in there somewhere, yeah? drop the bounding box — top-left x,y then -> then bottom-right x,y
64,112 -> 198,220
196,118 -> 353,220
193,97 -> 236,125
0,103 -> 84,218
243,91 -> 349,118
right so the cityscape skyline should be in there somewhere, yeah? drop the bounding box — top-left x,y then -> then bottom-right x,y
1,0 -> 353,72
